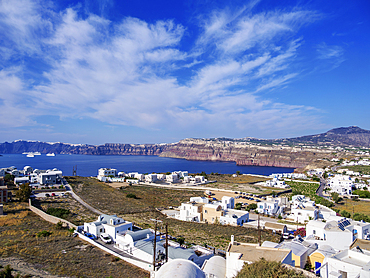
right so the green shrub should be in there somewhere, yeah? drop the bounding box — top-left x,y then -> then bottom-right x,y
236,258 -> 306,278
340,210 -> 351,218
353,213 -> 370,222
46,207 -> 70,219
37,230 -> 52,237
126,193 -> 137,199
246,203 -> 257,211
353,190 -> 370,198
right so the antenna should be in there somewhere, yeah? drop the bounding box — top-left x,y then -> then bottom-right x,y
72,165 -> 77,176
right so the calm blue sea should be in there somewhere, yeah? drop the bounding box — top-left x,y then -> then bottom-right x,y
0,154 -> 294,177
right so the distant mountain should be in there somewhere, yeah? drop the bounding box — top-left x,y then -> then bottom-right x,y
281,126 -> 370,147
0,127 -> 369,169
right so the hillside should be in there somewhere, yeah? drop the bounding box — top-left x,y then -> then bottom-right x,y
281,126 -> 370,147
1,127 -> 369,169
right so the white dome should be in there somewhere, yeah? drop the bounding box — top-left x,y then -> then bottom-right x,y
202,256 -> 226,278
156,259 -> 205,278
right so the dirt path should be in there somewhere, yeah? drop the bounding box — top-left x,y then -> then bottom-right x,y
0,257 -> 65,278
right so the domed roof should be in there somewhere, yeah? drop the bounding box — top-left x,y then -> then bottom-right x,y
156,259 -> 205,278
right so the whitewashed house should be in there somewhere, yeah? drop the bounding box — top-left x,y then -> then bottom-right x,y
221,196 -> 235,210
328,175 -> 354,196
320,248 -> 370,278
98,168 -> 117,177
287,195 -> 336,223
264,177 -> 290,189
145,174 -> 157,183
305,219 -> 355,251
115,229 -> 213,266
84,214 -> 132,240
257,200 -> 280,216
38,170 -> 63,185
219,210 -> 249,226
226,238 -> 294,278
166,174 -> 179,183
178,202 -> 204,222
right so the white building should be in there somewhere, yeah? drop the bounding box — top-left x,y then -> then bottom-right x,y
172,171 -> 188,178
257,200 -> 280,216
166,174 -> 179,183
328,175 -> 354,196
219,210 -> 249,226
226,239 -> 294,278
306,217 -> 370,251
221,196 -> 235,210
320,248 -> 370,278
38,170 -> 63,185
178,202 -> 204,222
115,229 -> 213,266
264,177 -> 290,189
287,195 -> 336,223
189,197 -> 209,204
98,168 -> 117,177
145,174 -> 157,183
83,214 -> 132,240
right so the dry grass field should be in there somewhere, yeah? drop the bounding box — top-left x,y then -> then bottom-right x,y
66,176 -> 280,249
204,174 -> 277,193
0,202 -> 149,278
334,199 -> 370,217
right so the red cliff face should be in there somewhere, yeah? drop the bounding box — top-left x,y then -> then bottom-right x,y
159,140 -> 332,169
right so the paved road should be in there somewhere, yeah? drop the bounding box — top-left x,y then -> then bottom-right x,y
65,184 -> 104,215
316,175 -> 326,197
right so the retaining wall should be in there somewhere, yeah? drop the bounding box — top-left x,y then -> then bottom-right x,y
28,199 -> 77,229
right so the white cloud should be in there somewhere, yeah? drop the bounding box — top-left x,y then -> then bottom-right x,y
0,1 -> 326,140
316,43 -> 345,70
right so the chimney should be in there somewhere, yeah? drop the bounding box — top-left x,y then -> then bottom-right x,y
231,235 -> 235,245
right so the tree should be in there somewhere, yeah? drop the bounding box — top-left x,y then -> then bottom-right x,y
331,192 -> 343,203
236,171 -> 241,175
246,203 -> 257,211
15,183 -> 31,202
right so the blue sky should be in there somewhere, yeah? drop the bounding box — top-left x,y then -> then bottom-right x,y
0,0 -> 369,145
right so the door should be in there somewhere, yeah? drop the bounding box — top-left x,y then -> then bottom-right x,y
315,262 -> 321,275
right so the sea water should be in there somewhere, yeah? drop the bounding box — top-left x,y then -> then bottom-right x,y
0,154 -> 294,177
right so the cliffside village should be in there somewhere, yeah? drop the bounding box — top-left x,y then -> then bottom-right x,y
1,158 -> 370,277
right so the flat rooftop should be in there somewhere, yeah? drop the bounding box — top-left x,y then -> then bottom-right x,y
228,243 -> 290,263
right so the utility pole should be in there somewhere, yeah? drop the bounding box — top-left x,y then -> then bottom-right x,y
258,214 -> 261,246
153,221 -> 157,271
165,224 -> 168,263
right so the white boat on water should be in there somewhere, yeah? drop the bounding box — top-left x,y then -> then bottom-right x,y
34,152 -> 41,155
26,153 -> 34,157
46,153 -> 55,156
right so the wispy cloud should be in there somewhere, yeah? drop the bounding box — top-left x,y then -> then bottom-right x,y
316,42 -> 345,69
0,0 -> 328,140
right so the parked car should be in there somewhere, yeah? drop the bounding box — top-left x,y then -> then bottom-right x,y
45,193 -> 50,197
51,193 -> 56,197
100,233 -> 112,244
83,232 -> 96,240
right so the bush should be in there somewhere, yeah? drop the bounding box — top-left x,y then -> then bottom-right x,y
46,207 -> 70,219
126,193 -> 137,199
37,230 -> 52,237
236,258 -> 306,278
294,228 -> 306,237
340,210 -> 351,218
246,203 -> 257,211
315,196 -> 334,208
353,213 -> 370,222
353,190 -> 370,198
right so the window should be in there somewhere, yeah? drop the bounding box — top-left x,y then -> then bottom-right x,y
313,230 -> 316,234
205,210 -> 208,213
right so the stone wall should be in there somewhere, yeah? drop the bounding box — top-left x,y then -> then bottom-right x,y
28,199 -> 76,229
